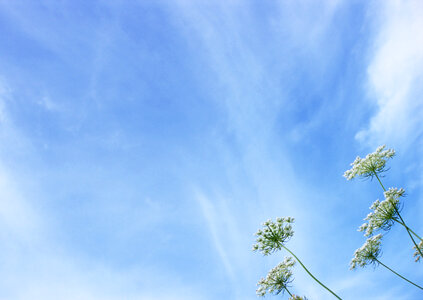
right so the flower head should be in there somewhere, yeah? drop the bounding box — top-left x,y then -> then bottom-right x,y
358,188 -> 404,236
289,296 -> 308,300
413,240 -> 423,262
350,234 -> 382,270
256,257 -> 296,297
344,145 -> 395,180
252,217 -> 294,255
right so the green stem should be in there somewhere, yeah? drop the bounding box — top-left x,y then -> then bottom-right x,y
373,172 -> 423,258
374,172 -> 386,191
376,258 -> 423,290
282,245 -> 342,300
285,287 -> 293,298
393,219 -> 423,241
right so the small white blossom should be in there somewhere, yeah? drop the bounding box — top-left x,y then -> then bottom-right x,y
344,145 -> 395,180
358,188 -> 404,236
252,217 -> 295,255
350,234 -> 382,270
289,295 -> 308,300
413,240 -> 423,262
384,187 -> 405,200
256,257 -> 296,297
358,223 -> 368,233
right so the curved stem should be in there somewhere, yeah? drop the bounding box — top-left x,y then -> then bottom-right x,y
376,258 -> 423,290
373,172 -> 423,258
281,245 -> 342,299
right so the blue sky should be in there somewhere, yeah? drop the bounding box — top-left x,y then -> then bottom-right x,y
0,1 -> 422,299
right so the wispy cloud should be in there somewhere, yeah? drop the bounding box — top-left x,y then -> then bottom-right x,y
169,2 -> 364,299
357,0 -> 423,149
0,166 -> 40,240
356,0 -> 423,234
195,191 -> 236,280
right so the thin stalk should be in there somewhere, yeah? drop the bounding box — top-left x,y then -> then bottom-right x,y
373,172 -> 387,192
281,245 -> 342,300
393,219 -> 423,241
285,287 -> 293,297
373,172 -> 423,258
376,258 -> 423,290
393,209 -> 423,258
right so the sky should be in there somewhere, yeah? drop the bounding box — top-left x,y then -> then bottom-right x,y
0,0 -> 422,299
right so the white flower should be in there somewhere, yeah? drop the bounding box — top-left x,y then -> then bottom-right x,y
413,240 -> 423,262
350,234 -> 382,270
358,187 -> 404,236
252,217 -> 295,255
289,295 -> 308,300
256,257 -> 296,297
384,187 -> 405,199
344,145 -> 395,180
358,223 -> 368,233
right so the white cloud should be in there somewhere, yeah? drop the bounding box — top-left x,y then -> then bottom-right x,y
0,85 -> 39,242
195,191 -> 236,280
357,0 -> 423,148
36,95 -> 61,112
0,167 -> 41,241
171,3 -> 353,298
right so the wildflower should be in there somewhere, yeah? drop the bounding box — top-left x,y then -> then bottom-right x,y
351,235 -> 423,289
384,187 -> 405,200
252,217 -> 294,255
413,240 -> 423,262
350,234 -> 382,270
344,145 -> 395,180
253,217 -> 342,299
289,296 -> 308,300
256,257 -> 295,297
358,188 -> 404,236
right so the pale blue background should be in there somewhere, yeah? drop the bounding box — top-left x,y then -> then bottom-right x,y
0,1 -> 422,299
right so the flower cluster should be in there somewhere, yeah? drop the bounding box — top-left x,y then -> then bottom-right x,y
358,188 -> 404,236
289,295 -> 308,300
256,257 -> 295,297
413,240 -> 423,262
252,217 -> 294,255
350,234 -> 382,270
343,145 -> 395,180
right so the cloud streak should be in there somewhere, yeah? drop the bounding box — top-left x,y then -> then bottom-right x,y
357,0 -> 423,148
